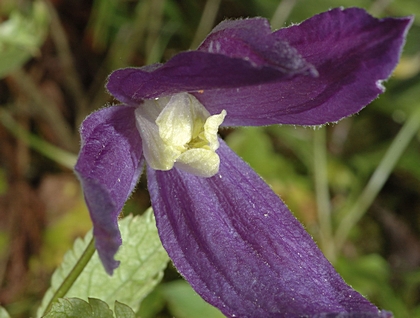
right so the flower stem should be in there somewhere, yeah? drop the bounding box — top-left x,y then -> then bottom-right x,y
335,106 -> 420,250
0,109 -> 77,169
313,127 -> 335,262
369,0 -> 393,16
271,0 -> 298,29
8,68 -> 76,151
145,0 -> 165,65
44,0 -> 88,126
190,0 -> 222,49
43,237 -> 96,315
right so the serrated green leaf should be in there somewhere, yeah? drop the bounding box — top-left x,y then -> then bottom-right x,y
0,0 -> 49,78
44,298 -> 114,318
114,301 -> 135,318
38,208 -> 169,317
43,298 -> 136,318
0,307 -> 11,318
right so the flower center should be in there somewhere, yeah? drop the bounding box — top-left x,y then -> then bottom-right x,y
134,92 -> 226,177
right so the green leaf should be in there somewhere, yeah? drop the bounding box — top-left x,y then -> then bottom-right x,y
160,280 -> 225,318
114,301 -> 135,318
0,0 -> 49,78
38,208 -> 169,317
43,298 -> 136,318
0,307 -> 11,318
43,298 -> 113,318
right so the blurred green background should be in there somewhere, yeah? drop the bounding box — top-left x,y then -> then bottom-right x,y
0,0 -> 419,317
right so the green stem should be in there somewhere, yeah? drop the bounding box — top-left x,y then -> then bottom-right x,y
190,0 -> 222,49
88,0 -> 150,113
9,69 -> 76,151
313,127 -> 335,261
44,0 -> 88,126
335,107 -> 420,250
0,109 -> 77,169
145,0 -> 165,65
369,0 -> 393,16
43,237 -> 96,315
271,0 -> 298,29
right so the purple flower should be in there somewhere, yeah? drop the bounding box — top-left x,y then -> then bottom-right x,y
75,8 -> 411,317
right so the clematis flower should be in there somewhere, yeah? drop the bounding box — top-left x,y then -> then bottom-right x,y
75,7 -> 411,317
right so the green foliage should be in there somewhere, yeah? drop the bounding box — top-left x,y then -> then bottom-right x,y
226,126 -> 297,182
389,0 -> 420,22
38,208 -> 169,317
43,298 -> 135,318
0,307 -> 11,318
114,301 -> 136,318
139,280 -> 224,318
336,255 -> 414,317
160,281 -> 225,318
0,168 -> 7,195
0,0 -> 49,78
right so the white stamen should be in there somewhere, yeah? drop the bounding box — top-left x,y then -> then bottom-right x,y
135,92 -> 226,177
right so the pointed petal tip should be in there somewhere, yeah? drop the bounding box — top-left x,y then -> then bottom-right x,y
74,174 -> 123,276
103,258 -> 120,276
94,236 -> 121,275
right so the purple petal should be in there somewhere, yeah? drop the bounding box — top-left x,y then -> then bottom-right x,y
106,19 -> 316,106
197,8 -> 412,126
197,18 -> 315,74
147,139 -> 382,317
314,312 -> 393,318
106,52 -> 313,106
106,8 -> 411,127
75,105 -> 143,275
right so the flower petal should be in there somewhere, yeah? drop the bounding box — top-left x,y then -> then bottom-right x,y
313,311 -> 393,318
106,20 -> 316,106
147,139 -> 382,317
75,105 -> 143,275
197,8 -> 413,126
107,8 -> 411,127
197,17 -> 314,74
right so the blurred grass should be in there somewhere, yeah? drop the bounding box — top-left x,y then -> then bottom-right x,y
0,0 -> 420,317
